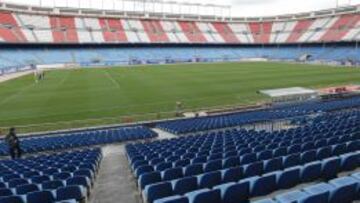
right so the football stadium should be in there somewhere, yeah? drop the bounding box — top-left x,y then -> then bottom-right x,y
0,0 -> 360,202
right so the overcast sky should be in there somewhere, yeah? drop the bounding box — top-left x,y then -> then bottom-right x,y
3,0 -> 360,17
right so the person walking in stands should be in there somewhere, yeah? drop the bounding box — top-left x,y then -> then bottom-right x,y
5,127 -> 22,159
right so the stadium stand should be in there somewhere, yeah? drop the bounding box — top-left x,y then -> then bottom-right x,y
0,148 -> 102,203
0,126 -> 157,156
157,96 -> 360,134
125,110 -> 360,203
0,2 -> 359,203
0,45 -> 359,71
0,3 -> 358,73
0,11 -> 359,44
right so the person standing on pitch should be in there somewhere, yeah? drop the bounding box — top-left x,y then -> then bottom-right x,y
5,128 -> 22,159
34,69 -> 39,83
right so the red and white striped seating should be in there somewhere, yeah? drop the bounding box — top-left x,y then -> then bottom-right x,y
0,11 -> 359,44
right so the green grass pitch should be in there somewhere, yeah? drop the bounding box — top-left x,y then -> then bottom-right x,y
0,62 -> 359,131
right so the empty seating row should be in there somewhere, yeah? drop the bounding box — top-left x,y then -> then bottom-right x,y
127,111 -> 360,176
0,148 -> 102,203
157,97 -> 360,134
134,139 -> 360,179
129,110 -> 360,164
125,109 -> 360,203
0,126 -> 156,155
0,186 -> 85,203
142,151 -> 360,203
138,144 -> 359,191
254,171 -> 360,203
130,132 -> 358,176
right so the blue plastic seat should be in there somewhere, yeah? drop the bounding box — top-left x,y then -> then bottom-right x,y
276,190 -> 310,202
139,172 -> 162,189
243,161 -> 263,178
26,191 -> 55,203
133,160 -> 149,170
332,143 -> 347,155
0,195 -> 25,203
214,181 -> 250,203
56,186 -> 85,202
185,188 -> 221,203
221,167 -> 242,183
8,178 -> 29,188
22,171 -> 41,178
340,152 -> 359,171
208,153 -> 223,161
165,156 -> 180,163
317,146 -> 332,160
283,153 -> 301,168
346,140 -> 359,152
79,163 -> 98,173
263,157 -> 282,173
321,157 -> 341,180
15,184 -> 39,195
250,173 -> 277,197
153,195 -> 188,203
197,171 -> 221,189
162,168 -> 183,181
224,151 -> 237,158
42,168 -> 59,175
53,172 -> 72,181
240,153 -> 257,165
66,176 -> 91,189
184,164 -> 203,176
0,188 -> 13,197
222,157 -> 240,168
73,169 -> 94,182
61,165 -> 78,173
257,150 -> 273,161
327,137 -> 339,145
144,182 -> 173,203
288,144 -> 301,154
191,156 -> 207,164
171,176 -> 197,195
42,180 -> 65,190
300,161 -> 321,182
204,159 -> 222,172
182,153 -> 196,160
273,147 -> 287,157
301,150 -> 317,164
301,142 -> 315,151
350,172 -> 360,199
314,139 -> 327,148
31,175 -> 51,184
275,166 -> 301,189
150,158 -> 164,166
174,159 -> 190,167
136,165 -> 154,177
155,162 -> 173,171
238,148 -> 252,156
328,176 -> 358,203
2,174 -> 21,182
